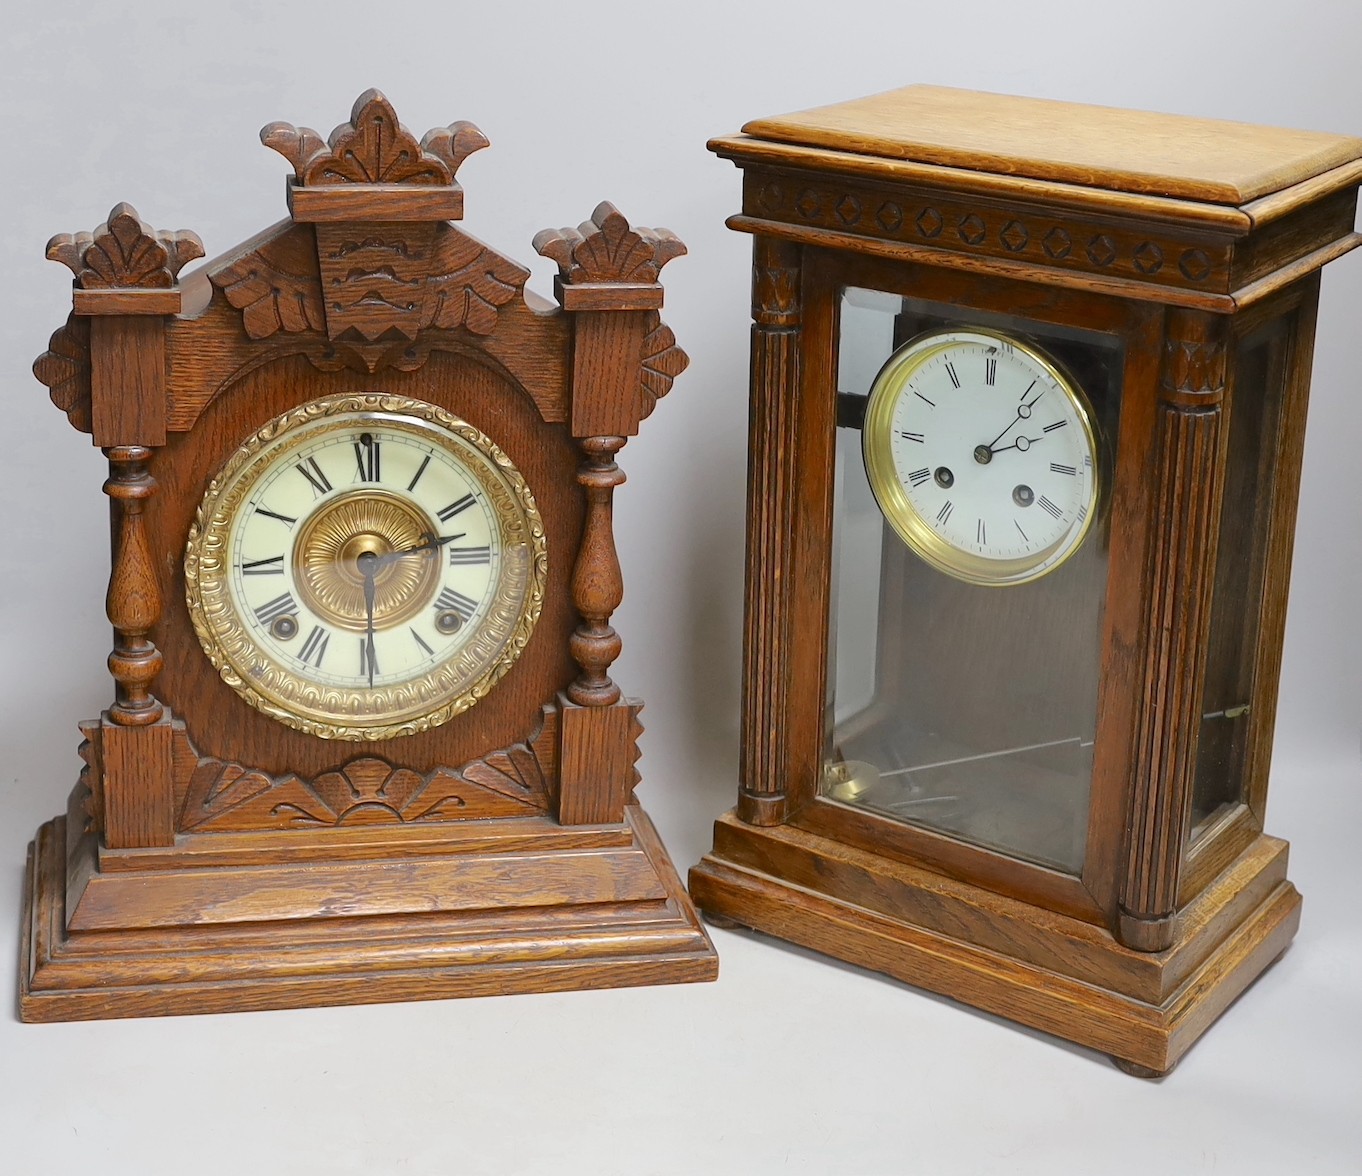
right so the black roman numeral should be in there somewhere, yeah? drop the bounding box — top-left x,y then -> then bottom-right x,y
1050,463 -> 1077,476
296,456 -> 332,497
448,545 -> 491,566
407,454 -> 431,492
1038,495 -> 1063,519
898,430 -> 925,442
254,592 -> 297,625
977,518 -> 987,544
1042,420 -> 1068,434
434,586 -> 478,621
913,390 -> 936,407
437,494 -> 476,523
907,467 -> 931,488
944,362 -> 960,389
1015,519 -> 1029,542
410,628 -> 434,656
299,625 -> 329,667
241,555 -> 285,576
359,638 -> 379,678
353,435 -> 381,483
984,357 -> 997,386
936,500 -> 954,525
255,506 -> 297,527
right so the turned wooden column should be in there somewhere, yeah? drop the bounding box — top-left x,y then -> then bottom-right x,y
534,202 -> 687,824
1119,308 -> 1231,951
568,436 -> 627,705
41,203 -> 202,849
737,236 -> 802,826
103,445 -> 163,725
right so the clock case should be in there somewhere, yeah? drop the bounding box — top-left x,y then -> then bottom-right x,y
688,86 -> 1362,1075
21,90 -> 716,1021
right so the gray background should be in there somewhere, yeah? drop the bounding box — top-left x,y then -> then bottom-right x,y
1,1 -> 1359,1172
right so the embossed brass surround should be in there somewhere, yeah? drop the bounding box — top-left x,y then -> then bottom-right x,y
294,490 -> 441,632
185,393 -> 549,741
861,327 -> 1100,587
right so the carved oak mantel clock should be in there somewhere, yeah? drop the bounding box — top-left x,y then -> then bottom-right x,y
21,90 -> 716,1020
689,85 -> 1362,1075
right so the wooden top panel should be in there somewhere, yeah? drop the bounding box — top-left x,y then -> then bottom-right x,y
739,86 -> 1362,205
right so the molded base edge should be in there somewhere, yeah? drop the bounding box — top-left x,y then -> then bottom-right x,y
689,811 -> 1299,1076
21,805 -> 716,1022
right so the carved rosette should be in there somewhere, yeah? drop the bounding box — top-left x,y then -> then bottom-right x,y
180,708 -> 559,832
1120,309 -> 1229,951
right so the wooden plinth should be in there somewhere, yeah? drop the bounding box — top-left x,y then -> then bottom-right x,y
21,804 -> 716,1022
689,811 -> 1300,1076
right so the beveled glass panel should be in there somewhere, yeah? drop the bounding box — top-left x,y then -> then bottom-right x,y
1191,323 -> 1289,833
824,290 -> 1122,874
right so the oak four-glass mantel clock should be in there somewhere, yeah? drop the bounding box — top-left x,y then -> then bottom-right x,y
20,90 -> 716,1020
689,85 -> 1362,1075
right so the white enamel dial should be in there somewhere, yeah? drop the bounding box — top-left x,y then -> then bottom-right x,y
862,329 -> 1099,585
185,394 -> 546,740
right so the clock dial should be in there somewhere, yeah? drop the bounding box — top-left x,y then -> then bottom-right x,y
185,394 -> 547,740
862,329 -> 1099,585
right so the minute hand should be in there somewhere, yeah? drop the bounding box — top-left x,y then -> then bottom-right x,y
985,388 -> 1046,453
372,532 -> 466,570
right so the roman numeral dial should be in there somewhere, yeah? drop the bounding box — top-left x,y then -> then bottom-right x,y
863,329 -> 1100,585
187,395 -> 548,739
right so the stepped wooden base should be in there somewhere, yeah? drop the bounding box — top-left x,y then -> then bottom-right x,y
21,804 -> 716,1022
689,811 -> 1300,1076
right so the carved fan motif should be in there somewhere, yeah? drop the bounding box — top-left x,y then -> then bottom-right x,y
179,708 -> 558,832
45,202 -> 203,290
534,201 -> 686,285
33,315 -> 93,432
639,311 -> 688,418
262,88 -> 488,187
423,228 -> 530,334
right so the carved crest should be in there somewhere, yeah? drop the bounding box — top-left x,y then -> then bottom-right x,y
534,201 -> 686,285
179,708 -> 558,832
33,315 -> 93,433
45,202 -> 203,290
262,88 -> 487,187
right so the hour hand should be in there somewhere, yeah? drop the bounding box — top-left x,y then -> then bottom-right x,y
375,531 -> 466,568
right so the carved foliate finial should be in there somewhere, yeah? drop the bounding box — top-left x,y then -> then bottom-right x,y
45,203 -> 204,290
262,89 -> 488,187
533,201 -> 686,285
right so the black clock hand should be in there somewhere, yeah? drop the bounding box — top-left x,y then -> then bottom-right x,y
990,436 -> 1042,454
985,388 -> 1047,453
372,531 -> 467,570
357,551 -> 378,689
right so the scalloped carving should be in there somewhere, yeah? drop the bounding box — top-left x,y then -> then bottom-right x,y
211,224 -> 325,340
262,88 -> 487,187
639,311 -> 688,419
423,227 -> 530,333
45,202 -> 203,290
533,201 -> 686,285
209,221 -> 527,359
179,706 -> 558,832
33,314 -> 93,433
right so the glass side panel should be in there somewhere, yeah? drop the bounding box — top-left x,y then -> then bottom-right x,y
825,289 -> 1122,875
1191,325 -> 1288,833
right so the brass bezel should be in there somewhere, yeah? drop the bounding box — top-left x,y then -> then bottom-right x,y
861,327 -> 1100,587
185,393 -> 548,741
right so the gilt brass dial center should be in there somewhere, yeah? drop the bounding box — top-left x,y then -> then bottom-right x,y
294,490 -> 440,632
